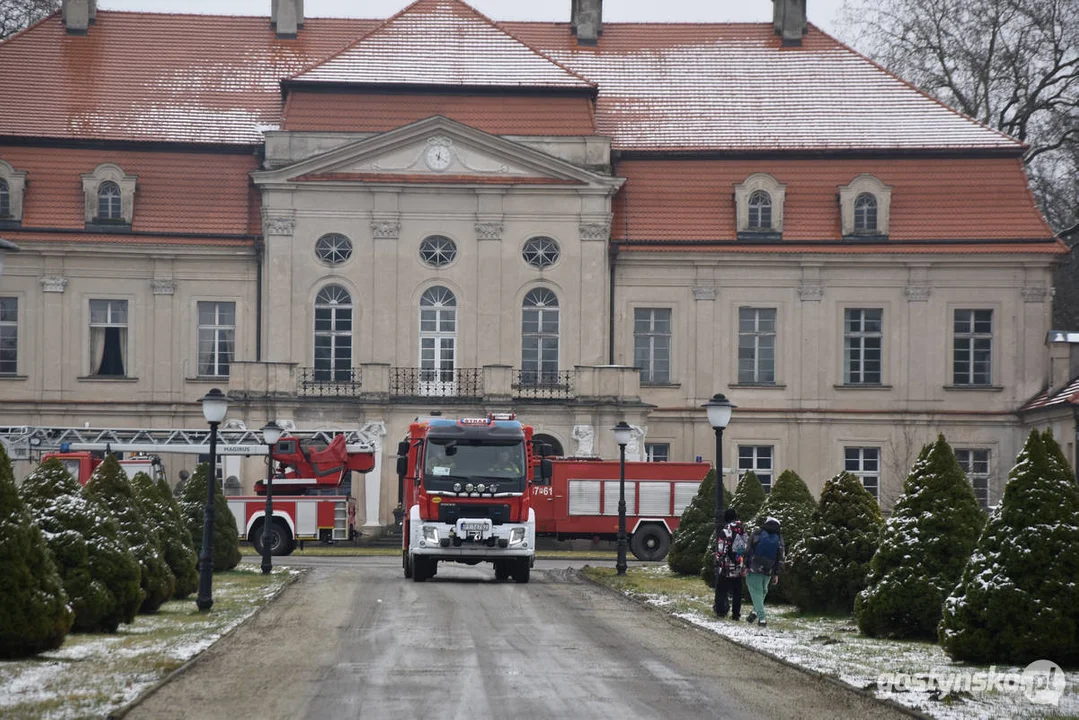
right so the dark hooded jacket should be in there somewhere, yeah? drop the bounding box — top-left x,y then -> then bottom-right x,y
747,517 -> 785,577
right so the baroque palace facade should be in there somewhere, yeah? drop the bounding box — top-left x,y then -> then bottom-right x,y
0,0 -> 1068,526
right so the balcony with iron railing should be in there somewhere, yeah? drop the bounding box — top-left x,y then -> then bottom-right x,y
229,362 -> 642,405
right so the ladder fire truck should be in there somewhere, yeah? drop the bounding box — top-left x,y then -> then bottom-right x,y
396,413 -> 552,583
0,424 -> 378,557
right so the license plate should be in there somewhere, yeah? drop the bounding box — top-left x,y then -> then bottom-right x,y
460,522 -> 488,532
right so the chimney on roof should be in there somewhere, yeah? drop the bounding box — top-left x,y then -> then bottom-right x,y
61,0 -> 95,35
571,0 -> 602,45
772,0 -> 807,45
1047,331 -> 1079,395
272,0 -> 304,39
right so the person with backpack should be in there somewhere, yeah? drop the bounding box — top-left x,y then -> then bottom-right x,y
713,508 -> 748,620
745,516 -> 785,627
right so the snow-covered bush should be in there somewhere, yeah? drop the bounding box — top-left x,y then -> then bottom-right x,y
0,443 -> 72,657
85,455 -> 175,613
856,436 -> 984,639
731,470 -> 766,523
180,464 -> 241,572
130,471 -> 198,599
939,430 -> 1079,664
788,471 -> 884,614
749,469 -> 817,603
20,458 -> 142,632
668,469 -> 731,577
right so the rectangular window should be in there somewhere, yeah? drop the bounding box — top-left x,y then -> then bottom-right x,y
634,308 -> 671,384
955,448 -> 991,509
845,446 -> 880,500
738,445 -> 774,493
738,308 -> 776,384
197,302 -> 235,377
89,299 -> 128,377
0,297 -> 16,374
844,308 -> 882,384
644,443 -> 670,462
954,310 -> 992,385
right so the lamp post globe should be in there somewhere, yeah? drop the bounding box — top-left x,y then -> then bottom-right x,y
701,393 -> 735,535
196,388 -> 228,611
612,421 -> 633,576
260,421 -> 284,575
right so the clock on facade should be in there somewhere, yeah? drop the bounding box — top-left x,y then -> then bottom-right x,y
424,143 -> 452,171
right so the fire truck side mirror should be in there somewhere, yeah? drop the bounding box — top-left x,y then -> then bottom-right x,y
396,440 -> 410,457
396,455 -> 408,478
538,458 -> 553,486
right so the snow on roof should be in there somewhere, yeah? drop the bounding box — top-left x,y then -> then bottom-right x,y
1020,376 -> 1079,412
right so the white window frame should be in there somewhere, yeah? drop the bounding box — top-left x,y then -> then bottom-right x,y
738,307 -> 776,384
955,448 -> 991,509
738,445 -> 774,493
838,174 -> 892,237
0,297 -> 17,375
197,301 -> 236,378
953,309 -> 993,386
734,173 -> 786,235
419,285 -> 457,393
89,299 -> 129,377
644,443 -> 670,462
81,163 -> 137,225
634,307 -> 672,384
521,288 -> 559,385
313,285 -> 353,382
845,446 -> 880,501
844,308 -> 883,384
0,159 -> 27,222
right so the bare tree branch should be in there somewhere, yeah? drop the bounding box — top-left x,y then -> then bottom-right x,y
0,0 -> 60,42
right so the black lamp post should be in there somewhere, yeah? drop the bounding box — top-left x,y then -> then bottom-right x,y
702,393 -> 735,536
196,388 -> 228,612
612,421 -> 633,576
260,420 -> 284,575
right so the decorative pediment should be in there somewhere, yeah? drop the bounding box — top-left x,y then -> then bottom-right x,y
252,116 -> 623,194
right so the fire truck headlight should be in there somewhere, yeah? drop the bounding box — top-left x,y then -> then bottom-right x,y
476,483 -> 486,493
465,483 -> 474,492
509,527 -> 526,545
453,482 -> 462,493
489,484 -> 498,494
422,526 -> 439,543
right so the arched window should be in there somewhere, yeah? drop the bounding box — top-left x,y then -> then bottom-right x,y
419,286 -> 457,390
532,433 -> 564,458
97,181 -> 122,220
0,179 -> 9,217
521,288 -> 559,385
313,285 -> 353,382
854,193 -> 878,233
748,190 -> 772,230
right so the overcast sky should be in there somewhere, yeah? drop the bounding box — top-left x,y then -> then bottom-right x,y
97,0 -> 849,36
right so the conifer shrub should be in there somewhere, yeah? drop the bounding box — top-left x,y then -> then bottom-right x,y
787,471 -> 884,614
939,430 -> 1079,664
20,458 -> 142,632
85,455 -> 175,613
856,436 -> 985,639
131,471 -> 198,598
731,470 -> 767,523
745,469 -> 817,603
667,469 -> 732,576
0,443 -> 73,657
180,464 -> 242,572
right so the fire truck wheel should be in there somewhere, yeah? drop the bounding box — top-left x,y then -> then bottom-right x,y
403,551 -> 413,578
412,556 -> 429,582
494,561 -> 511,582
512,558 -> 530,584
630,525 -> 671,561
252,519 -> 294,557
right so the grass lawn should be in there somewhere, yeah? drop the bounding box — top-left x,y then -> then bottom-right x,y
584,564 -> 1079,720
0,566 -> 297,720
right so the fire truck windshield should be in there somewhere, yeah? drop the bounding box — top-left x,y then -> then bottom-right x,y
424,440 -> 526,492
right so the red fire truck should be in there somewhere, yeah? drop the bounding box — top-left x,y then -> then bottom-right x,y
396,413 -> 551,583
533,458 -> 709,561
0,425 -> 376,557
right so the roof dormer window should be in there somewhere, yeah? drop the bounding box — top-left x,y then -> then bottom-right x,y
82,163 -> 137,230
748,190 -> 772,230
97,181 -> 122,220
735,173 -> 785,240
0,159 -> 28,227
839,175 -> 892,240
854,193 -> 878,233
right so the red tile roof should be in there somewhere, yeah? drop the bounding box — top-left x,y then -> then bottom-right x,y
290,0 -> 594,89
0,8 -> 1022,151
610,156 -> 1057,242
1020,376 -> 1079,412
283,92 -> 596,135
0,146 -> 259,235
